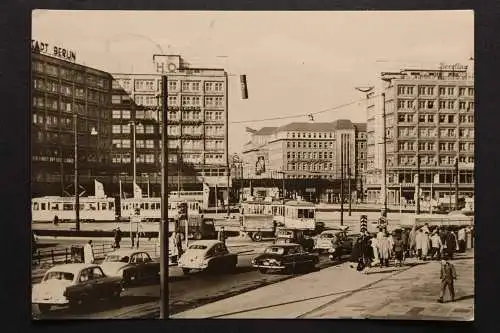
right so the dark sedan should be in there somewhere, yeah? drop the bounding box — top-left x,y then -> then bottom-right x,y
252,243 -> 319,274
100,249 -> 160,286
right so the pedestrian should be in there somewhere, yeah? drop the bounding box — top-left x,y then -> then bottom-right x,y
370,234 -> 380,267
421,223 -> 430,234
53,215 -> 59,226
401,228 -> 410,259
457,227 -> 466,253
349,238 -> 364,271
388,231 -> 395,260
444,227 -> 457,260
84,240 -> 95,264
114,226 -> 122,249
409,226 -> 417,257
415,228 -> 423,260
430,231 -> 443,260
378,232 -> 391,267
438,259 -> 457,303
393,234 -> 404,267
421,230 -> 430,261
174,228 -> 184,258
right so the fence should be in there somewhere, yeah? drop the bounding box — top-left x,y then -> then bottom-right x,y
32,242 -> 160,268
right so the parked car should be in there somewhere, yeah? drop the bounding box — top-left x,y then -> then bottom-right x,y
252,243 -> 319,274
100,249 -> 160,286
32,263 -> 122,314
178,240 -> 238,274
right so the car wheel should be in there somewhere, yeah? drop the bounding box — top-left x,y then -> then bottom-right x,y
181,268 -> 190,275
258,268 -> 268,274
252,232 -> 263,242
38,304 -> 51,313
109,288 -> 121,302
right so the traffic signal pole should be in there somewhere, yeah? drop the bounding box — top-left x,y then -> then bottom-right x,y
160,75 -> 169,319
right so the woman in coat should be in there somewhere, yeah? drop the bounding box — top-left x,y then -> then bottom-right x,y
370,234 -> 380,266
421,230 -> 430,260
378,232 -> 391,267
415,228 -> 423,259
409,226 -> 417,257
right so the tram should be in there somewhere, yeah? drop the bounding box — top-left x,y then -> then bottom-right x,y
240,198 -> 285,225
239,198 -> 282,241
282,200 -> 316,231
31,196 -> 116,222
121,197 -> 161,221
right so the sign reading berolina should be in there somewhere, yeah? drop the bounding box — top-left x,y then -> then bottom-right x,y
31,39 -> 76,62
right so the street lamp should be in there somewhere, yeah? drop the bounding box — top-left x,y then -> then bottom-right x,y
74,116 -> 98,232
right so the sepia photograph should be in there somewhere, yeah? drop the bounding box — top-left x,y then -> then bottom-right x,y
30,10 -> 474,321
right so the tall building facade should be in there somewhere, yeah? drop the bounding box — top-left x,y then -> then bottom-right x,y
110,55 -> 229,203
31,51 -> 113,196
364,64 -> 475,205
241,120 -> 367,203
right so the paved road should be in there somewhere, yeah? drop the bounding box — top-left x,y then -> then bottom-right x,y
168,251 -> 343,315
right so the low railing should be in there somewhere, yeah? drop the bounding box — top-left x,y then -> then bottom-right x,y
32,242 -> 160,267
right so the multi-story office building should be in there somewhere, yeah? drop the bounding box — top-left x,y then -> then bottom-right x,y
241,120 -> 367,203
31,50 -> 113,196
363,64 -> 474,205
111,55 -> 229,203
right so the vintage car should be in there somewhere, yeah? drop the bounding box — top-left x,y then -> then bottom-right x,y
252,243 -> 319,274
314,227 -> 352,253
177,240 -> 238,274
274,228 -> 315,252
100,249 -> 160,286
32,263 -> 122,313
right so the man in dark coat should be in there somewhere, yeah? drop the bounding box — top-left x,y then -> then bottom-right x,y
401,228 -> 410,258
114,227 -> 122,249
444,228 -> 457,260
438,259 -> 457,303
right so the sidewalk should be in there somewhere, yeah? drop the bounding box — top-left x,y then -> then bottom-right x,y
171,250 -> 473,320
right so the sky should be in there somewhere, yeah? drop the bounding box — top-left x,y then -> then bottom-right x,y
32,10 -> 474,154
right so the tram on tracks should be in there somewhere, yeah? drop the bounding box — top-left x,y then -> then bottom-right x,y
31,196 -> 116,222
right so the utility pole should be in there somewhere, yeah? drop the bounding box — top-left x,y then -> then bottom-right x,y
340,134 -> 344,226
159,75 -> 169,320
74,112 -> 80,232
131,121 -> 136,246
348,139 -> 352,216
381,92 -> 388,216
225,71 -> 231,217
455,157 -> 459,210
415,98 -> 420,215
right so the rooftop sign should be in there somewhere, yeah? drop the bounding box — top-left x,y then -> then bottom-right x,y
31,39 -> 76,62
439,62 -> 468,71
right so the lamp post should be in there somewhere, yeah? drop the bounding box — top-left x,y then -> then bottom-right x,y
160,76 -> 169,320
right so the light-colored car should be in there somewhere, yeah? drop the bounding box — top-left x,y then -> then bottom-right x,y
177,240 -> 237,274
314,230 -> 340,252
100,249 -> 160,286
32,263 -> 122,314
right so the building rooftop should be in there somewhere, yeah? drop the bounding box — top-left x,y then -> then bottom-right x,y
331,119 -> 355,130
254,127 -> 278,135
353,123 -> 367,132
277,122 -> 335,132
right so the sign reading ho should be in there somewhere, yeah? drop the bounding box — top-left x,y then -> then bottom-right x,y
439,62 -> 468,71
31,40 -> 76,62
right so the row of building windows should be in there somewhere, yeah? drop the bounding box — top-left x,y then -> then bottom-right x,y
113,79 -> 224,94
32,60 -> 110,89
288,132 -> 335,139
287,162 -> 335,172
33,79 -> 109,104
112,124 -> 156,134
397,127 -> 474,138
397,99 -> 474,111
112,94 -> 225,108
397,155 -> 474,166
398,114 -> 474,124
287,151 -> 335,160
397,85 -> 474,97
398,141 -> 474,152
287,141 -> 336,149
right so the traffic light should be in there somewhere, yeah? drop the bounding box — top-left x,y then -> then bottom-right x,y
360,215 -> 368,233
177,202 -> 188,220
240,75 -> 248,99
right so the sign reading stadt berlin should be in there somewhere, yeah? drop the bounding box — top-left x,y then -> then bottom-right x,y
31,39 -> 76,62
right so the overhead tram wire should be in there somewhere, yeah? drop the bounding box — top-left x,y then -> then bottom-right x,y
230,93 -> 383,125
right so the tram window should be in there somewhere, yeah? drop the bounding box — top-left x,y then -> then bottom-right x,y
109,202 -> 114,210
100,202 -> 106,210
145,203 -> 150,210
63,203 -> 73,211
41,203 -> 46,210
50,203 -> 59,210
33,202 -> 39,210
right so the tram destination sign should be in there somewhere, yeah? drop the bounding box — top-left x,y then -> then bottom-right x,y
31,39 -> 76,62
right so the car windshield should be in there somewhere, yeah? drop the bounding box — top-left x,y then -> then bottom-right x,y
320,233 -> 334,239
264,247 -> 286,255
43,271 -> 74,282
204,220 -> 214,225
189,244 -> 208,250
105,255 -> 129,263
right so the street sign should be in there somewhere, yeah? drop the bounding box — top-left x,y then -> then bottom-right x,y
360,215 -> 368,232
